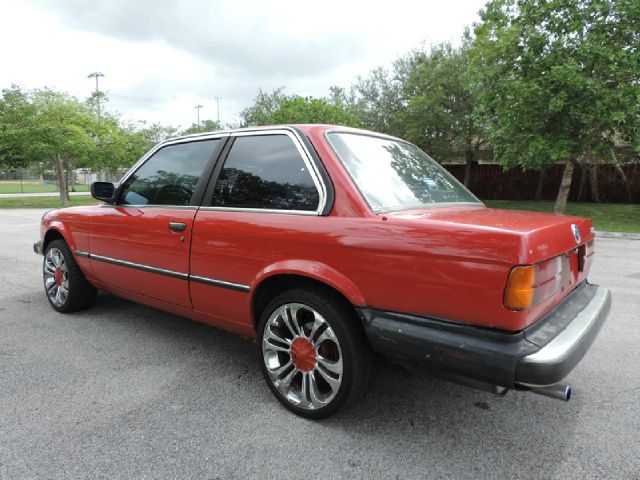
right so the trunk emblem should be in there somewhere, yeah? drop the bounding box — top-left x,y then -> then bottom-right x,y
571,224 -> 581,244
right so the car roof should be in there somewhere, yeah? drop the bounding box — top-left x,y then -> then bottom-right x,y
165,124 -> 404,144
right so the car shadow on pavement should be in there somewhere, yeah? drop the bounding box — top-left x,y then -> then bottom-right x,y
49,291 -> 582,479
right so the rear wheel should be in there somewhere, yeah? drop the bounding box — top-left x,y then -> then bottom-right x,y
257,288 -> 371,419
43,239 -> 97,313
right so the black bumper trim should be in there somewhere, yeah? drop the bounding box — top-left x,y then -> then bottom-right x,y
358,282 -> 611,388
516,285 -> 611,386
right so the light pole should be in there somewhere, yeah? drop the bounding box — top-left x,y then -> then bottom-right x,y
195,104 -> 203,127
214,97 -> 221,124
87,72 -> 105,120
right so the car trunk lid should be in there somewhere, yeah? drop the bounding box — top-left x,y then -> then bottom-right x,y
387,205 -> 596,327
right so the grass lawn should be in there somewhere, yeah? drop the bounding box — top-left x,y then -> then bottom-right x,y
0,182 -> 90,194
0,196 -> 99,209
485,200 -> 640,233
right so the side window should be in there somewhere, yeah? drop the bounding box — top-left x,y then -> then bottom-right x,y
120,139 -> 219,206
211,135 -> 320,211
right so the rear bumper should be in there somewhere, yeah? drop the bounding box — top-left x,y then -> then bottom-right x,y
358,282 -> 611,388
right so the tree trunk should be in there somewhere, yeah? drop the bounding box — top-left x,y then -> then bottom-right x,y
554,159 -> 575,214
589,158 -> 600,203
463,150 -> 475,187
577,163 -> 588,202
67,165 -> 77,193
534,168 -> 546,201
611,149 -> 632,202
53,154 -> 69,206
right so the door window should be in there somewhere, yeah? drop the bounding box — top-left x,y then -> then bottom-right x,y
120,139 -> 219,206
211,134 -> 319,211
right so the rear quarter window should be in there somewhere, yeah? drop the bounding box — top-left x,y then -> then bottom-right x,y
210,134 -> 320,211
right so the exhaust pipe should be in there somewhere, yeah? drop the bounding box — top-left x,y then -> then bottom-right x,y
529,384 -> 571,401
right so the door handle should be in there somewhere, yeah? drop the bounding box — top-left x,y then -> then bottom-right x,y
168,222 -> 187,232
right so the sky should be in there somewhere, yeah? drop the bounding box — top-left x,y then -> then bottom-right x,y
1,0 -> 487,129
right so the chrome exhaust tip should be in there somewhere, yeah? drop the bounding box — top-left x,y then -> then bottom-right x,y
528,384 -> 572,401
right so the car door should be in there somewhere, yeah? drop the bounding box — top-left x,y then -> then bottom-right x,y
189,130 -> 325,329
88,136 -> 225,308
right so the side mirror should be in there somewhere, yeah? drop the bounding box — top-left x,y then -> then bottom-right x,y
91,182 -> 116,203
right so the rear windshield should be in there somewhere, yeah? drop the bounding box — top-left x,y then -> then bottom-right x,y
327,132 -> 481,213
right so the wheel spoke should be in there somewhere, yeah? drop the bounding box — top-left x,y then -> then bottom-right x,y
264,340 -> 290,354
270,360 -> 294,379
307,313 -> 325,342
275,366 -> 298,393
44,260 -> 56,274
316,363 -> 341,392
264,324 -> 291,349
313,328 -> 338,348
287,304 -> 306,337
299,372 -> 311,408
317,355 -> 342,375
55,286 -> 64,305
308,371 -> 326,406
279,306 -> 299,338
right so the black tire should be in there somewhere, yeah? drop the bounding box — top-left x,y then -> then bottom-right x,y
257,288 -> 372,419
43,239 -> 97,313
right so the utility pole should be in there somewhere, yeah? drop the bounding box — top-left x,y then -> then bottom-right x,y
214,97 -> 221,124
87,72 -> 105,120
195,104 -> 203,127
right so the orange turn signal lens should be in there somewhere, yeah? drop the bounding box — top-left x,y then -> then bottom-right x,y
504,265 -> 536,311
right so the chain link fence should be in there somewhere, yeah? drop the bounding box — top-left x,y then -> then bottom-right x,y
0,169 -> 123,194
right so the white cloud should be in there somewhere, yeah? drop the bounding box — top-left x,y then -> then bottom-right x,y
1,0 -> 487,128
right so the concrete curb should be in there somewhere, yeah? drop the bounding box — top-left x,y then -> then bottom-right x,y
596,231 -> 640,240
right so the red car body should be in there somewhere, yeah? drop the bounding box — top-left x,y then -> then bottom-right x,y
36,125 -> 610,411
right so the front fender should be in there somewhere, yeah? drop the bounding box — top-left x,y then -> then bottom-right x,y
42,220 -> 78,253
253,259 -> 367,307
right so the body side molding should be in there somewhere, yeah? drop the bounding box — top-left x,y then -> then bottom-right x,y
79,251 -> 250,293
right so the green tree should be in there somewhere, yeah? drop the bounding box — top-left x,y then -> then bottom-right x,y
1,86 -> 150,204
349,67 -> 403,134
135,121 -> 179,148
29,89 -> 98,204
181,119 -> 221,135
272,96 -> 361,126
240,88 -> 288,126
91,116 -> 150,175
0,86 -> 36,169
394,41 -> 484,186
470,0 -> 640,212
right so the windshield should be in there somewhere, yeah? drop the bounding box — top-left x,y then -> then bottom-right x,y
327,132 -> 481,213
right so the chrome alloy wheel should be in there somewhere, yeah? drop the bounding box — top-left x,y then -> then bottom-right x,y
44,247 -> 69,307
262,303 -> 344,410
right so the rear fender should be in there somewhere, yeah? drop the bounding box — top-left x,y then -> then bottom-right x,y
253,260 -> 366,307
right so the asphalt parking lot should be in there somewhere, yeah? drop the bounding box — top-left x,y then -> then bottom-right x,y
1,208 -> 639,480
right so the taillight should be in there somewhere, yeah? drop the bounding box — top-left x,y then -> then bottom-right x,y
504,256 -> 563,311
504,265 -> 535,310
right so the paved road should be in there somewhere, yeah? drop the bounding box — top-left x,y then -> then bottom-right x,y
1,209 -> 638,480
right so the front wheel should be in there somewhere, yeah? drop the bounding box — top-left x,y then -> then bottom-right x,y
43,239 -> 97,313
257,288 -> 371,419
